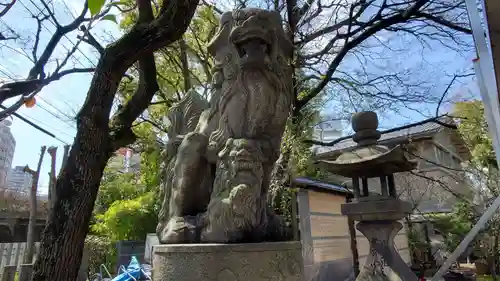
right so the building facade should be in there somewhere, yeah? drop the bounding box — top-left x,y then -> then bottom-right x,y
6,166 -> 32,194
0,119 -> 15,190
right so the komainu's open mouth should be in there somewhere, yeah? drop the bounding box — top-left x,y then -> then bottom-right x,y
234,37 -> 271,59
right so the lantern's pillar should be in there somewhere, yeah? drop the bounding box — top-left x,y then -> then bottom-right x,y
342,198 -> 415,281
356,221 -> 417,281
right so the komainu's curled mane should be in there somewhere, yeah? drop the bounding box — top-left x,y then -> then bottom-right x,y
207,8 -> 294,161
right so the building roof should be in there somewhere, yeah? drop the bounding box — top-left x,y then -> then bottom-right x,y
313,116 -> 470,160
293,177 -> 351,195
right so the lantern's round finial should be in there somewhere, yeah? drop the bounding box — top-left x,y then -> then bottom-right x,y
351,111 -> 381,146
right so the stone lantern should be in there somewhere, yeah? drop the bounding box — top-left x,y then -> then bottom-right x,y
317,111 -> 418,281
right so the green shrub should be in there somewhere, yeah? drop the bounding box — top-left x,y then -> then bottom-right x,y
85,235 -> 117,275
91,191 -> 157,241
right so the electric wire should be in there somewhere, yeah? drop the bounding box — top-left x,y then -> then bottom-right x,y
0,0 -> 91,138
16,111 -> 72,144
17,0 -> 96,68
17,0 -> 95,127
36,97 -> 76,129
26,0 -> 97,66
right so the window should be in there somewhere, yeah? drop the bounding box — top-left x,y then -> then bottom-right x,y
434,145 -> 462,170
450,155 -> 462,170
435,146 -> 449,166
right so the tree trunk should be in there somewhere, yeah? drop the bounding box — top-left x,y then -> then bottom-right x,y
47,146 -> 57,209
60,145 -> 70,175
179,37 -> 191,92
31,1 -> 200,280
31,70 -> 116,280
24,146 -> 46,264
492,234 -> 499,281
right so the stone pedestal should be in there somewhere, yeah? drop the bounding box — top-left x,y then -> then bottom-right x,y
356,221 -> 417,281
152,242 -> 304,281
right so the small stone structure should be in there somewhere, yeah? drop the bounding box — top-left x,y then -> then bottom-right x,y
153,242 -> 303,281
152,7 -> 303,281
317,111 -> 418,281
292,177 -> 411,281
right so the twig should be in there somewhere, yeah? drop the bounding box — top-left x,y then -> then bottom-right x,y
0,0 -> 15,18
435,73 -> 475,117
78,25 -> 104,55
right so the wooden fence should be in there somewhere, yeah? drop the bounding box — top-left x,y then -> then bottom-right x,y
0,242 -> 40,281
0,242 -> 89,281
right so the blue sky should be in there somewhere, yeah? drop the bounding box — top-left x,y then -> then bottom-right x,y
0,0 -> 479,194
0,0 -> 122,193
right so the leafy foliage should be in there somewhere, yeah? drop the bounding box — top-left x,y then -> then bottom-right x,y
269,77 -> 326,221
85,235 -> 117,275
433,101 -> 500,268
430,200 -> 476,252
407,226 -> 431,262
454,100 -> 496,169
92,191 -> 158,241
94,163 -> 147,214
88,0 -> 106,16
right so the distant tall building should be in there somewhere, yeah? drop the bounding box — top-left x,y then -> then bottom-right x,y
311,119 -> 343,154
6,166 -> 32,194
0,119 -> 15,190
115,147 -> 141,173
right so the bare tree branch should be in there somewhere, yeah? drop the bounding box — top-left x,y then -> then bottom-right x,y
435,73 -> 475,117
0,0 -> 95,121
415,11 -> 471,34
77,25 -> 104,55
0,0 -> 15,18
39,0 -> 61,28
29,0 -> 89,79
296,0 -> 435,110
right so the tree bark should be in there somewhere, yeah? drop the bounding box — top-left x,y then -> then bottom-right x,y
24,146 -> 46,264
179,37 -> 191,92
60,145 -> 70,174
31,1 -> 200,280
492,234 -> 498,281
47,146 -> 57,209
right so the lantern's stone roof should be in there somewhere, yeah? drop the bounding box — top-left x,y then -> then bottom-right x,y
317,121 -> 441,153
318,145 -> 417,178
313,116 -> 469,160
314,111 -> 418,177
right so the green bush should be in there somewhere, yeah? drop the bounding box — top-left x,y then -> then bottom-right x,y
91,191 -> 157,241
85,235 -> 117,275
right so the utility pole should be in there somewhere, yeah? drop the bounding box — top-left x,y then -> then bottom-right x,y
47,146 -> 57,209
23,146 -> 46,264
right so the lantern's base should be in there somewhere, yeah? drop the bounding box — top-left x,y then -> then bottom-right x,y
356,221 -> 417,281
341,197 -> 411,221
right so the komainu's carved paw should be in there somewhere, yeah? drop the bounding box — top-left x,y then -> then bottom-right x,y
157,216 -> 200,244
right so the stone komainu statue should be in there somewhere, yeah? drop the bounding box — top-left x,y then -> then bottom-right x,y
157,7 -> 294,244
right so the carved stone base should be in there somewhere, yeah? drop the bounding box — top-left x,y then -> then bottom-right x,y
152,242 -> 304,281
356,221 -> 417,281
